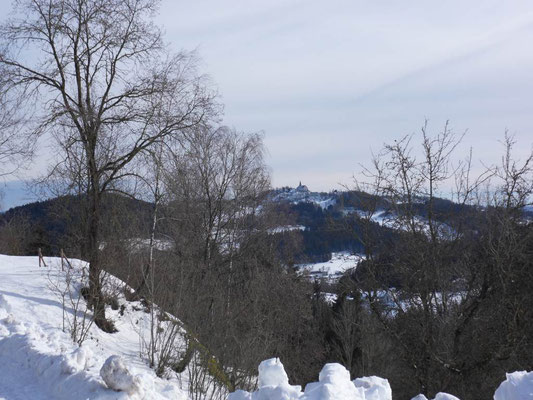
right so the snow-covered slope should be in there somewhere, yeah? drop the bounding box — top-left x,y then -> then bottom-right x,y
0,254 -> 187,400
1,254 -> 532,400
271,185 -> 336,209
297,252 -> 363,281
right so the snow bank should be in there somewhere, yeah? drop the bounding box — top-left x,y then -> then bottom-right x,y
494,371 -> 533,400
0,329 -> 116,399
229,358 -> 301,400
411,392 -> 460,400
302,363 -> 365,400
353,376 -> 392,400
228,358 -> 390,400
0,254 -> 187,399
258,358 -> 291,387
435,394 -> 460,400
100,355 -> 142,395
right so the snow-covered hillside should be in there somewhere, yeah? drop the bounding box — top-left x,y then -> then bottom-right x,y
1,253 -> 532,400
297,252 -> 363,281
271,184 -> 336,209
0,254 -> 188,399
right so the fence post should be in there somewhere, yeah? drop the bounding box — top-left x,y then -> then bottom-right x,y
38,248 -> 47,267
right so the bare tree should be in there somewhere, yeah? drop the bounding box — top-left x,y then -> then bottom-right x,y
0,69 -> 36,178
348,122 -> 533,398
0,0 -> 217,330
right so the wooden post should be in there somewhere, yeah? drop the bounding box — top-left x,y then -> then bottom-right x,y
38,248 -> 47,267
60,248 -> 73,270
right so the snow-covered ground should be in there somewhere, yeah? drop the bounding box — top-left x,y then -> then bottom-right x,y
354,209 -> 455,238
297,252 -> 363,281
0,254 -> 188,399
0,253 -> 531,400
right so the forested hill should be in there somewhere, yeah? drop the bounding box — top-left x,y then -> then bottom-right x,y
268,184 -> 483,262
0,184 -> 493,263
0,194 -> 153,257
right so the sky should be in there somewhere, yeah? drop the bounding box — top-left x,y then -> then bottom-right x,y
154,0 -> 533,190
1,0 -> 533,207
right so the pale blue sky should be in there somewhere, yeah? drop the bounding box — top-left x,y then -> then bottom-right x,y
160,0 -> 533,189
1,0 -> 532,204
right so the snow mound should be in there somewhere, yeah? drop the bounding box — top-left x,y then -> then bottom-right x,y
494,371 -> 533,400
229,359 -> 393,400
410,393 -> 460,400
100,355 -> 142,395
227,390 -> 252,400
228,358 -> 301,400
434,394 -> 460,400
353,376 -> 392,400
258,358 -> 290,387
0,331 -> 114,399
302,363 -> 365,400
61,346 -> 94,374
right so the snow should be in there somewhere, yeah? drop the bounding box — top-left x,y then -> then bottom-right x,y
494,371 -> 533,400
100,238 -> 174,252
0,252 -> 531,400
230,358 -> 533,400
302,363 -> 365,400
271,185 -> 336,210
297,252 -> 363,281
100,355 -> 142,394
268,225 -> 306,234
0,254 -> 188,399
228,358 -> 301,400
229,358 -> 387,400
354,209 -> 455,239
258,358 -> 291,387
433,394 -> 460,400
410,393 -> 460,400
353,376 -> 392,400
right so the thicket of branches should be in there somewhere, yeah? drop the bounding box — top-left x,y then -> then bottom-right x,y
322,125 -> 533,399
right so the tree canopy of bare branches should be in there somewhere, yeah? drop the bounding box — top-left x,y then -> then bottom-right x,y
0,0 -> 218,330
346,122 -> 533,398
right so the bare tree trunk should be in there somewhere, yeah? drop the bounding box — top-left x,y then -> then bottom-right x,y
86,185 -> 113,331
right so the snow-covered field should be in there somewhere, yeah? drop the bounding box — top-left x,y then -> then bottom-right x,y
268,225 -> 306,234
297,252 -> 363,281
0,254 -> 187,399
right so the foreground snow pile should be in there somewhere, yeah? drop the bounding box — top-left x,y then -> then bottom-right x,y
0,254 -> 187,399
494,371 -> 533,400
353,376 -> 392,400
230,358 -> 533,400
228,358 -> 386,400
100,355 -> 142,394
229,358 -> 302,400
303,363 -> 366,400
411,393 -> 460,400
